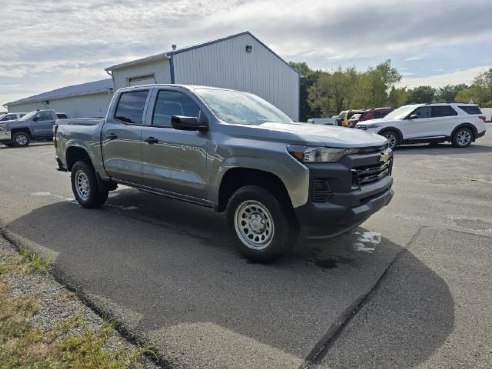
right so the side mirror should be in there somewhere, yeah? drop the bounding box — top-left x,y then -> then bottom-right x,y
171,115 -> 208,132
407,114 -> 418,120
32,116 -> 39,122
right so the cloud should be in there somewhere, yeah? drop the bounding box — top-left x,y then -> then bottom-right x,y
0,0 -> 491,106
400,66 -> 491,88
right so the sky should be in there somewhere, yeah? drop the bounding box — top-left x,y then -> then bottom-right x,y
1,0 -> 491,108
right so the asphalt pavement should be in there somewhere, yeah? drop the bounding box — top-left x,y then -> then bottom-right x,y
0,133 -> 490,368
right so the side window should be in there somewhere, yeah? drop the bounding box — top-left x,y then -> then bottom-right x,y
432,106 -> 457,117
36,111 -> 53,121
411,106 -> 431,119
152,90 -> 200,127
114,90 -> 149,124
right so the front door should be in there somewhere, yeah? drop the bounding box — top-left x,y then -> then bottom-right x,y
31,111 -> 55,137
142,89 -> 209,201
101,89 -> 149,185
403,106 -> 435,139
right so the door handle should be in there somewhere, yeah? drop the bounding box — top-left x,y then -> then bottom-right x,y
106,133 -> 118,140
144,137 -> 159,144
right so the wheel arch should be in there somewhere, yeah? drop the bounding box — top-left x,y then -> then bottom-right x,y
66,146 -> 92,171
11,128 -> 32,137
217,168 -> 294,215
451,123 -> 478,141
378,127 -> 403,141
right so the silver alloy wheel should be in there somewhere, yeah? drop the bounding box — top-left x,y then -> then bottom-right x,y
14,133 -> 28,146
75,170 -> 90,201
456,129 -> 472,146
234,200 -> 274,250
382,132 -> 397,149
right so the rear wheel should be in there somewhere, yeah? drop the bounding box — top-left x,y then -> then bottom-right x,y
225,185 -> 296,263
452,127 -> 473,148
12,131 -> 31,147
381,130 -> 399,150
71,161 -> 108,208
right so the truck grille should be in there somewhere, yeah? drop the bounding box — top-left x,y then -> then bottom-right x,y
352,159 -> 392,187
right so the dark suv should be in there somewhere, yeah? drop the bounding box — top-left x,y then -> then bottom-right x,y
357,108 -> 393,123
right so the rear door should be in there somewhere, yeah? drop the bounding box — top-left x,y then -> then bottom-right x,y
101,89 -> 149,185
141,88 -> 209,201
31,111 -> 56,137
431,105 -> 459,136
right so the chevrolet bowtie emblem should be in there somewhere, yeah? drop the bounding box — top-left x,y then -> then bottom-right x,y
380,152 -> 391,163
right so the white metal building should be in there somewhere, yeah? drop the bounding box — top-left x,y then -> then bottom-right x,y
5,79 -> 113,118
106,32 -> 300,120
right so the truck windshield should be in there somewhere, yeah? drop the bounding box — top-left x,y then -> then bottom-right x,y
19,111 -> 38,121
194,88 -> 293,125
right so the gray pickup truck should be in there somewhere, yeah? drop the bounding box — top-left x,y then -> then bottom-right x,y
55,85 -> 394,262
0,109 -> 69,147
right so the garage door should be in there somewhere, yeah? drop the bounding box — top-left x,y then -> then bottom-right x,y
129,75 -> 156,86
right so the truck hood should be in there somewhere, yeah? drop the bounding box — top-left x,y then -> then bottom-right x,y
227,122 -> 387,148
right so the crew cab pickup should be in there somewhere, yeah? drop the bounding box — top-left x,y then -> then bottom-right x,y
0,109 -> 69,147
55,85 -> 394,262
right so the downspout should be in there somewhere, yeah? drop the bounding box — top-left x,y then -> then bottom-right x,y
169,55 -> 175,84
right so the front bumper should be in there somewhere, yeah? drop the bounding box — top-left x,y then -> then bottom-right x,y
295,181 -> 393,239
294,147 -> 394,240
0,127 -> 12,142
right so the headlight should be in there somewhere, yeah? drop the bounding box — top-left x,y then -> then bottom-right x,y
288,145 -> 356,163
364,122 -> 385,129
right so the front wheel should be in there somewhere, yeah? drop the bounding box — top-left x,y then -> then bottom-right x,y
381,130 -> 399,150
12,131 -> 31,147
225,185 -> 296,263
452,127 -> 473,148
71,161 -> 108,208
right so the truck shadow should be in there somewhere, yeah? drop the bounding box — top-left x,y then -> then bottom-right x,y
5,193 -> 454,368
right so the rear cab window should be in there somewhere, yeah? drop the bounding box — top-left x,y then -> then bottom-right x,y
114,90 -> 149,125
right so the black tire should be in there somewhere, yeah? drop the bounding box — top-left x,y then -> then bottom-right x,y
380,130 -> 399,150
225,185 -> 296,263
452,127 -> 473,148
12,131 -> 31,147
71,161 -> 108,208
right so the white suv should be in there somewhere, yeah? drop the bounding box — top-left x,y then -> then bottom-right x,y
355,103 -> 487,149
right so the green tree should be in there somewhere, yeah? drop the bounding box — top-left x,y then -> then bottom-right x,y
435,84 -> 468,103
353,60 -> 402,108
405,86 -> 436,104
388,87 -> 408,108
308,66 -> 358,116
289,62 -> 321,121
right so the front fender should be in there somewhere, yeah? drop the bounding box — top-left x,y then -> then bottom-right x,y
212,154 -> 310,208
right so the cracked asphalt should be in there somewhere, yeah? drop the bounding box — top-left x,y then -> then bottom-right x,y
0,130 -> 491,368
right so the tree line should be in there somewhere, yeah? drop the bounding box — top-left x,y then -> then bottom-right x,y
289,61 -> 492,121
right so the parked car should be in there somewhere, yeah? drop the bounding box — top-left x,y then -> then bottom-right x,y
0,112 -> 27,121
337,109 -> 365,127
0,109 -> 69,147
355,103 -> 486,149
55,85 -> 394,262
348,113 -> 363,127
357,107 -> 393,123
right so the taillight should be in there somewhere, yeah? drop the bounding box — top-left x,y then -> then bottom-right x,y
479,115 -> 486,122
53,124 -> 58,147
